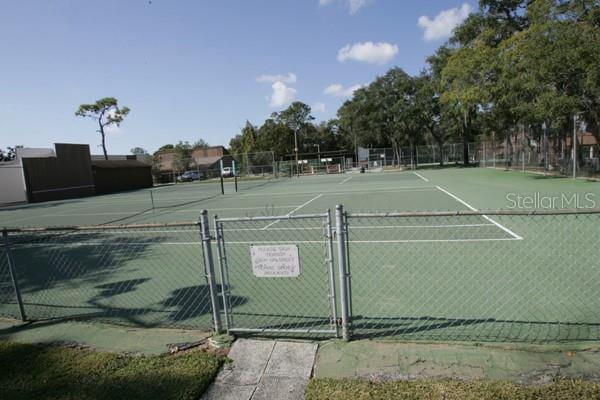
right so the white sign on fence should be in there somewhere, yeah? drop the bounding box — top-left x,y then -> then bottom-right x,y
250,245 -> 300,278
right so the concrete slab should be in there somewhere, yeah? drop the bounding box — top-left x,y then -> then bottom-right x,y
216,339 -> 275,386
252,376 -> 310,400
314,340 -> 600,385
201,382 -> 255,400
264,341 -> 317,378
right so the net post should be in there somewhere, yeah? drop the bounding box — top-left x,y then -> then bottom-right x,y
150,190 -> 155,213
220,159 -> 225,195
2,230 -> 26,322
199,211 -> 222,333
335,205 -> 351,341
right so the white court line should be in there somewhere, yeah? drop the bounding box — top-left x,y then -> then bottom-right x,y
262,194 -> 323,230
9,187 -> 437,215
55,193 -> 223,208
237,187 -> 437,198
16,229 -> 200,235
12,236 -> 519,248
413,171 -> 429,182
339,176 -> 353,185
1,214 -> 42,225
435,185 -> 523,240
16,223 -> 497,236
47,205 -> 299,218
14,242 -> 199,248
20,223 -> 497,237
48,211 -> 154,217
221,223 -> 495,232
213,237 -> 521,244
350,238 -> 520,243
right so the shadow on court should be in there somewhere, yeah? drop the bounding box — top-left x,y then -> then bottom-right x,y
0,232 -> 246,331
350,315 -> 600,342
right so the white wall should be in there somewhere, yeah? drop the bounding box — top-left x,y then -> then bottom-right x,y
16,147 -> 55,161
0,161 -> 27,204
0,147 -> 55,205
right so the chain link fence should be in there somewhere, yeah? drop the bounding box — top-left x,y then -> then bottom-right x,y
2,207 -> 599,343
0,223 -> 216,330
360,143 -> 481,170
476,137 -> 600,179
230,151 -> 276,177
343,209 -> 600,342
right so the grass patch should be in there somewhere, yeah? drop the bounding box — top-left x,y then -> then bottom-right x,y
0,341 -> 224,400
305,378 -> 600,400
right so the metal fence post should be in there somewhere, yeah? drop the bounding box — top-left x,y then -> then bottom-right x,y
2,230 -> 26,322
199,211 -> 222,333
325,209 -> 339,337
213,215 -> 231,331
335,205 -> 351,341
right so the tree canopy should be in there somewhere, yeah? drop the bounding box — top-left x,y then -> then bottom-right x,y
173,1 -> 600,169
75,97 -> 130,160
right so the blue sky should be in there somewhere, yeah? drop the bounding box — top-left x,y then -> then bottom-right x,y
0,0 -> 474,155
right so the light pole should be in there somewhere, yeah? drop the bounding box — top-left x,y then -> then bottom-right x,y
492,131 -> 496,169
542,122 -> 548,174
313,144 -> 320,162
573,113 -> 583,179
294,127 -> 299,177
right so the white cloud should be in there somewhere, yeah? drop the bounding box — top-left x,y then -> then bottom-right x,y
312,102 -> 326,113
324,83 -> 363,98
347,0 -> 370,14
337,41 -> 398,65
268,81 -> 297,108
318,0 -> 372,14
417,3 -> 472,41
256,72 -> 297,84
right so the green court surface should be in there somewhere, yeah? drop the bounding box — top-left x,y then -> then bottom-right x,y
1,168 -> 599,343
2,168 -> 599,227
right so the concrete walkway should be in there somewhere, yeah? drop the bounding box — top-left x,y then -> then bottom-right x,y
202,339 -> 317,400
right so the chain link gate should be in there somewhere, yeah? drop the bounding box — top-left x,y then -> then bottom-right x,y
213,210 -> 339,337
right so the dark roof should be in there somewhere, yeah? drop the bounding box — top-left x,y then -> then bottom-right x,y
91,160 -> 151,169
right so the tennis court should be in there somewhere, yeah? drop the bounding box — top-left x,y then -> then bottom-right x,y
1,168 -> 599,342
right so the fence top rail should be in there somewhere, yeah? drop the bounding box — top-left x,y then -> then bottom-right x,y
347,208 -> 600,218
2,220 -> 200,234
215,212 -> 328,223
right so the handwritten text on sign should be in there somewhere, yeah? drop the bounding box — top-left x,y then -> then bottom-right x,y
250,245 -> 300,278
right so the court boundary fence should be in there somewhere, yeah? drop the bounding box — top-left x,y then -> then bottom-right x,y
2,207 -> 600,342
